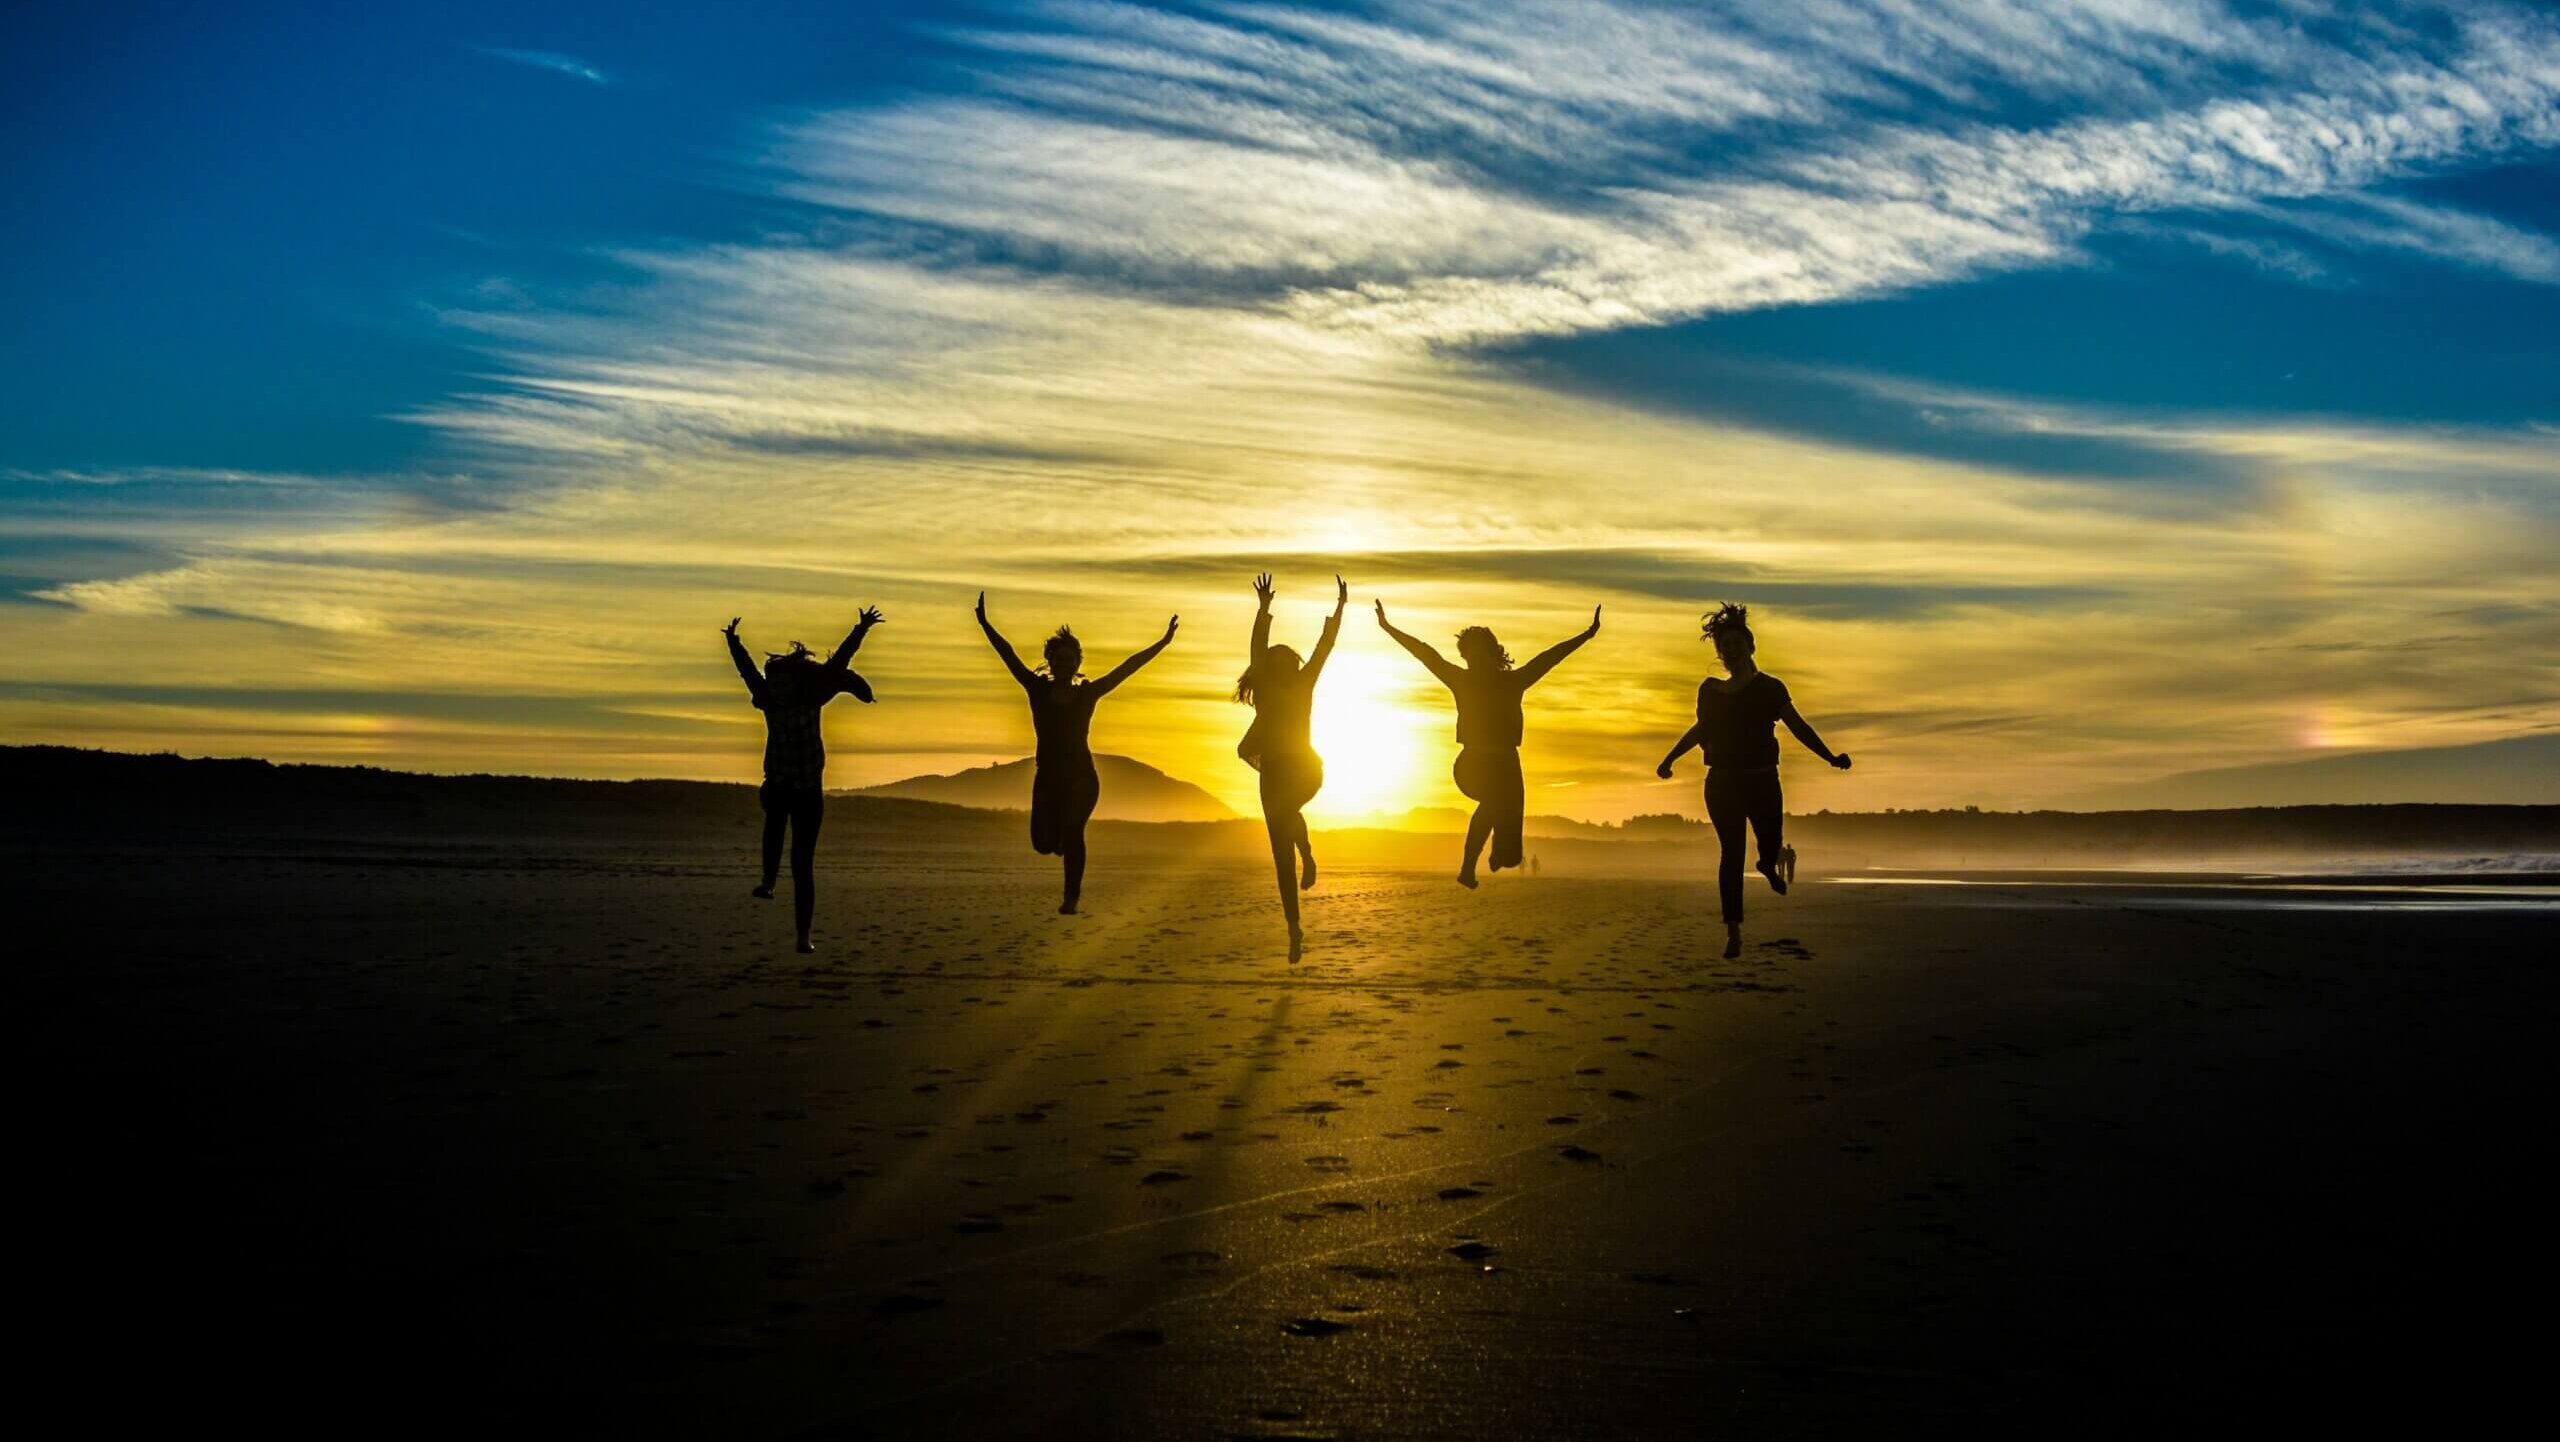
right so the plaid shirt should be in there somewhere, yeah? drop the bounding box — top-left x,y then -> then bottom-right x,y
732,629 -> 872,788
759,696 -> 831,787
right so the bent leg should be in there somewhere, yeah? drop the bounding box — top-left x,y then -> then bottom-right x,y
1751,773 -> 1787,894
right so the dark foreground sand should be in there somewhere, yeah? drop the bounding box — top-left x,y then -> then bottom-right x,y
18,840 -> 2556,1435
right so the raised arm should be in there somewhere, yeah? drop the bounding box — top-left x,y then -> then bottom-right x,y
1517,606 -> 1602,687
1304,576 -> 1348,682
1781,697 -> 1852,769
1249,573 -> 1274,671
826,605 -> 883,671
1093,614 -> 1180,696
975,592 -> 1039,690
1375,600 -> 1461,688
823,604 -> 884,703
723,618 -> 767,705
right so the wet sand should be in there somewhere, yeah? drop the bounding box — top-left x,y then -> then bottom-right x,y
20,841 -> 2554,1434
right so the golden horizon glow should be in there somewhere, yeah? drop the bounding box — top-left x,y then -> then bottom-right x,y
5,3 -> 2556,815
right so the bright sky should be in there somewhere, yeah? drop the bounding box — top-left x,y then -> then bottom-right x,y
3,1 -> 2555,820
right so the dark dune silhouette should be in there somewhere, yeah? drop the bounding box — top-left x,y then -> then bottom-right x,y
852,753 -> 1233,822
7,748 -> 2554,872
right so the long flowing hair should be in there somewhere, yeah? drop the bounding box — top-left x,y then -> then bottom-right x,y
1234,644 -> 1302,706
1454,625 -> 1512,670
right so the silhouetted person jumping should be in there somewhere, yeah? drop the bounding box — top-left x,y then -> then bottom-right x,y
1656,603 -> 1850,960
1378,599 -> 1600,888
725,607 -> 881,953
1236,573 -> 1345,961
976,592 -> 1177,914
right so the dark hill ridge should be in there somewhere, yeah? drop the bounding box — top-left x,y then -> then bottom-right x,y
5,748 -> 2554,870
0,745 -> 1019,849
851,755 -> 1233,822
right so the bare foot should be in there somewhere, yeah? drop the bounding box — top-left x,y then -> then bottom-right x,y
796,937 -> 817,954
1299,850 -> 1318,891
1722,928 -> 1742,960
752,882 -> 775,899
1288,927 -> 1303,963
1455,869 -> 1479,890
1058,901 -> 1078,915
1757,861 -> 1788,896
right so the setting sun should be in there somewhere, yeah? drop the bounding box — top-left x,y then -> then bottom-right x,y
1306,648 -> 1437,821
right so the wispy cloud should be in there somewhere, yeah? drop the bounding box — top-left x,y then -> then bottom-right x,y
475,46 -> 610,86
12,2 -> 2558,811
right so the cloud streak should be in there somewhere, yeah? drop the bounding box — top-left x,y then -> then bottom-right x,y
10,2 -> 2557,814
475,46 -> 610,85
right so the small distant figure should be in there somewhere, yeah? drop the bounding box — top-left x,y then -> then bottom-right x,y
1655,603 -> 1849,960
725,607 -> 882,953
976,591 -> 1177,915
1236,573 -> 1345,962
1378,599 -> 1600,889
1529,853 -> 1542,877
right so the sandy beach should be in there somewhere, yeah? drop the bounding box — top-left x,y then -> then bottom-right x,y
18,830 -> 2554,1436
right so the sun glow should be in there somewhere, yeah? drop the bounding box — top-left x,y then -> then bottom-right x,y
1306,648 -> 1439,821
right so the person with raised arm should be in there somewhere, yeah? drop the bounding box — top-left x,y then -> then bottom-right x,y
1377,599 -> 1599,888
1656,603 -> 1851,960
1235,573 -> 1346,961
724,605 -> 882,953
976,591 -> 1178,914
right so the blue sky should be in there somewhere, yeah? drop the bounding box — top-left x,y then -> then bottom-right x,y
2,1 -> 2555,812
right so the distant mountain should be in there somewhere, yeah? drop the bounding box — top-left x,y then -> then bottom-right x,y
2071,733 -> 2560,810
848,755 -> 1235,822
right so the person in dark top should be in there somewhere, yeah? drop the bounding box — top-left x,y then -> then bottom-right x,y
1236,573 -> 1346,961
725,606 -> 882,953
976,591 -> 1178,915
1379,599 -> 1601,888
1657,603 -> 1850,959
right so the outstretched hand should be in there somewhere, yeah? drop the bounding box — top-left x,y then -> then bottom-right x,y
1334,574 -> 1348,607
722,616 -> 741,639
859,604 -> 885,629
1831,753 -> 1853,770
1373,599 -> 1389,627
1253,572 -> 1274,606
1163,614 -> 1181,642
974,591 -> 988,623
1587,605 -> 1604,635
